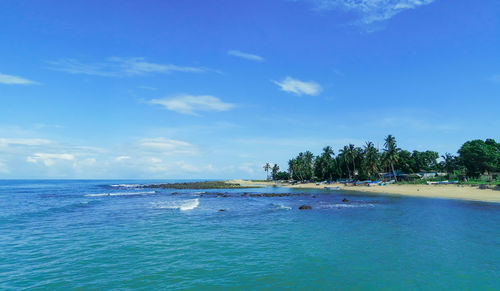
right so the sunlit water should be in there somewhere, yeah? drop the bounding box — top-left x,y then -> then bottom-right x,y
0,180 -> 499,290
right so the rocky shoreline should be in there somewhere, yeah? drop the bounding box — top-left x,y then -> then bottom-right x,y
143,181 -> 257,189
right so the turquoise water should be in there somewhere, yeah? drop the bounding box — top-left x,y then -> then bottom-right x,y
0,180 -> 499,290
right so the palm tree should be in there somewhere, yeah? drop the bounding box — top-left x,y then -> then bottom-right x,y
362,141 -> 380,179
263,163 -> 271,180
339,145 -> 352,179
288,159 -> 295,180
348,144 -> 359,178
383,135 -> 400,181
271,164 -> 280,180
319,146 -> 334,180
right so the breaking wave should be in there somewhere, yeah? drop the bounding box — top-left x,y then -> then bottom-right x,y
85,191 -> 156,197
271,203 -> 291,210
110,184 -> 142,188
151,198 -> 199,211
320,203 -> 375,209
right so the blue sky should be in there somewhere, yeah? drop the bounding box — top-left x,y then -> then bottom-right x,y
1,0 -> 499,179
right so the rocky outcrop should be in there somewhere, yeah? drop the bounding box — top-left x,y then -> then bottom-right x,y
298,205 -> 312,210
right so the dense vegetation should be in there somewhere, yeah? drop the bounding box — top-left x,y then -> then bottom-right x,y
267,135 -> 500,183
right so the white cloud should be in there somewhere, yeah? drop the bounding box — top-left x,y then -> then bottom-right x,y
274,77 -> 322,96
46,57 -> 206,77
302,0 -> 435,24
114,155 -> 131,162
139,137 -> 198,155
26,153 -> 75,167
150,95 -> 235,115
0,138 -> 52,147
227,50 -> 264,62
0,73 -> 38,85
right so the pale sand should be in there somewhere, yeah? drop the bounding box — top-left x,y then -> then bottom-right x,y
227,179 -> 500,204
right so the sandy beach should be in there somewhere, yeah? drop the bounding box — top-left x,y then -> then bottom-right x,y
228,179 -> 500,203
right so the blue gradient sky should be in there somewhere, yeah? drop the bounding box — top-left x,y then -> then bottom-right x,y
1,0 -> 499,178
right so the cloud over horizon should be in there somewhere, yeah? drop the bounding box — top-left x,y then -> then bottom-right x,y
150,95 -> 235,115
274,77 -> 322,96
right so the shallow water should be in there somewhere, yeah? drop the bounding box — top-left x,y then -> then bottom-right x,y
0,180 -> 499,290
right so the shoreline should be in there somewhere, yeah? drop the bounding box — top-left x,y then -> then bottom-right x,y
227,179 -> 500,204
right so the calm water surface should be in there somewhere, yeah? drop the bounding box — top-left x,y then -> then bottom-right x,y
0,180 -> 499,290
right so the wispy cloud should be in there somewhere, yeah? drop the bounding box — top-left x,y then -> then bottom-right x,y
274,77 -> 322,96
0,138 -> 52,147
301,0 -> 435,24
139,137 -> 198,155
227,50 -> 264,62
26,153 -> 75,167
46,57 -> 207,77
150,95 -> 235,115
114,155 -> 131,162
0,73 -> 39,85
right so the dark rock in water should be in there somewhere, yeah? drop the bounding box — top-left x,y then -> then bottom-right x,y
298,205 -> 312,210
312,195 -> 317,198
248,193 -> 310,197
342,198 -> 349,202
219,209 -> 226,212
143,181 -> 256,189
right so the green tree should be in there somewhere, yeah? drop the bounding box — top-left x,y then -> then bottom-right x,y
271,164 -> 280,180
410,150 -> 439,172
458,139 -> 500,177
440,153 -> 460,176
383,135 -> 400,181
275,171 -> 290,180
339,145 -> 352,179
314,146 -> 336,181
362,141 -> 380,179
395,150 -> 412,173
263,163 -> 271,180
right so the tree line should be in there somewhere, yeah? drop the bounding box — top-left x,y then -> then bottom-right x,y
265,135 -> 500,182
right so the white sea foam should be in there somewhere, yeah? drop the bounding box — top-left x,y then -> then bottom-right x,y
151,198 -> 199,211
85,191 -> 156,197
321,203 -> 375,209
271,203 -> 291,210
110,184 -> 142,188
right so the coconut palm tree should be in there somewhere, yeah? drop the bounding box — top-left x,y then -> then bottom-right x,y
383,135 -> 400,181
348,144 -> 359,178
271,164 -> 280,180
362,141 -> 380,179
263,163 -> 271,180
339,145 -> 352,179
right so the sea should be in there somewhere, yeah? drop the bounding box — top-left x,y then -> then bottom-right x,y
0,179 -> 499,290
